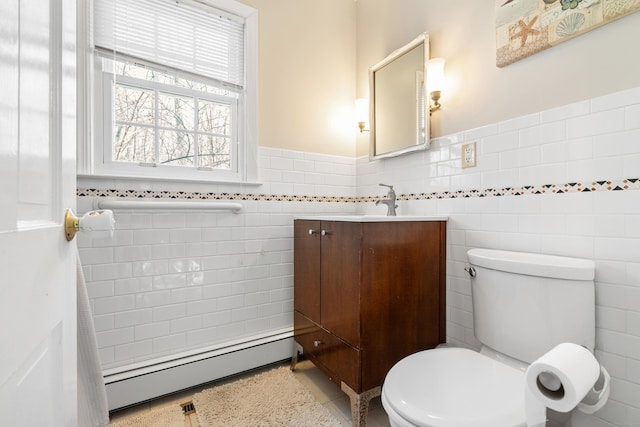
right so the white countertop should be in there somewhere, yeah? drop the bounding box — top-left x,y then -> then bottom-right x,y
293,215 -> 448,222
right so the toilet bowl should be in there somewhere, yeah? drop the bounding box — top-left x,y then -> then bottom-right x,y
381,347 -> 527,427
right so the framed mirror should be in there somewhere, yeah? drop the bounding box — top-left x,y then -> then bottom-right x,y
369,33 -> 430,160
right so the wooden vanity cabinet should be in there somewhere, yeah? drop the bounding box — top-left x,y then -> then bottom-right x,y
293,218 -> 446,426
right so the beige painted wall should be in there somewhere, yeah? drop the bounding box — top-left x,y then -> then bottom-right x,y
239,0 -> 357,157
239,0 -> 640,158
356,0 -> 640,156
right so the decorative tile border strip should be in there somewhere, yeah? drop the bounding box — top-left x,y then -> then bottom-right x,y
77,178 -> 640,204
397,178 -> 640,201
77,188 -> 363,203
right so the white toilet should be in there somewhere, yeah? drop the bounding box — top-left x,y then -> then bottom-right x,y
382,248 -> 596,427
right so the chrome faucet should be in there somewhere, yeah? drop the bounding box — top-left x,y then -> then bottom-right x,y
376,183 -> 397,216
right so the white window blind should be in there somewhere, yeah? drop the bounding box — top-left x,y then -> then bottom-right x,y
93,0 -> 245,87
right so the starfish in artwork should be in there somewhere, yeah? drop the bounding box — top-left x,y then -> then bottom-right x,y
510,15 -> 540,47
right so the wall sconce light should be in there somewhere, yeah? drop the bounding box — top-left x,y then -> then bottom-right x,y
426,58 -> 445,114
355,98 -> 369,132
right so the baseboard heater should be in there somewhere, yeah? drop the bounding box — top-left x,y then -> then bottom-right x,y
103,328 -> 294,411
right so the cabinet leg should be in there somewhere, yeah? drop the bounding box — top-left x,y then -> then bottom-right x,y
290,342 -> 303,371
340,382 -> 381,427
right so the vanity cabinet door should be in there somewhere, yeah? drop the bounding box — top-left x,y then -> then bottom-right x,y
294,220 -> 321,323
359,221 -> 446,391
319,221 -> 362,347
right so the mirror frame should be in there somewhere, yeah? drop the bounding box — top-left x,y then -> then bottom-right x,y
369,33 -> 430,161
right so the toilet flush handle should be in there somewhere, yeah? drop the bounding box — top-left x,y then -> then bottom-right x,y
464,266 -> 476,278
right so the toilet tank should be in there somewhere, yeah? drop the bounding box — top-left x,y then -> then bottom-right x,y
467,248 -> 595,365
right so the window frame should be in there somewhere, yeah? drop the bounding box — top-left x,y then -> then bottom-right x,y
79,0 -> 258,184
98,56 -> 241,177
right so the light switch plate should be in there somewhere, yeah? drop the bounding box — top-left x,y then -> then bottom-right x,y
462,142 -> 476,168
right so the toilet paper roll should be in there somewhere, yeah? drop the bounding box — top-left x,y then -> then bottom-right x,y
525,343 -> 600,413
79,210 -> 115,239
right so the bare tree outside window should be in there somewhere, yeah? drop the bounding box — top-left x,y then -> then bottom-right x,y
198,100 -> 231,169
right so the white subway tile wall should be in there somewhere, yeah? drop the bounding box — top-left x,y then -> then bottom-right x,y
78,86 -> 640,426
77,150 -> 358,370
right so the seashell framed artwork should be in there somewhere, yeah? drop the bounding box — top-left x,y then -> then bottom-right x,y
496,0 -> 640,67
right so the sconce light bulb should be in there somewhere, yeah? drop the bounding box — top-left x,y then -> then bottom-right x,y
426,58 -> 445,92
426,58 -> 445,114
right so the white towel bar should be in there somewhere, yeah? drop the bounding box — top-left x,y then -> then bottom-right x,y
92,198 -> 243,213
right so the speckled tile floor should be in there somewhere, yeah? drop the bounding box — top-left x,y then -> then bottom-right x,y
108,359 -> 391,427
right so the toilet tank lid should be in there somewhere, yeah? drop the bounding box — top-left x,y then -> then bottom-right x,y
468,248 -> 595,281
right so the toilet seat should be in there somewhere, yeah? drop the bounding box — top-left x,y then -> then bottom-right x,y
382,347 -> 527,427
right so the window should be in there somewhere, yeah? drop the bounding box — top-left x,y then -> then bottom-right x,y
85,0 -> 257,182
105,58 -> 238,170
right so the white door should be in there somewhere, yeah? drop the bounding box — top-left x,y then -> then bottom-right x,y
0,0 -> 77,425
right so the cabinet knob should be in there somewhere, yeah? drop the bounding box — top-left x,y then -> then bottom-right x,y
320,230 -> 331,236
308,229 -> 319,235
314,340 -> 322,347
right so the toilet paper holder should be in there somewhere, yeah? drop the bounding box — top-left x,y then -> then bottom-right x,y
577,365 -> 611,414
526,342 -> 611,420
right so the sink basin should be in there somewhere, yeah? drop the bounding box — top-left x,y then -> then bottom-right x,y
294,215 -> 448,222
